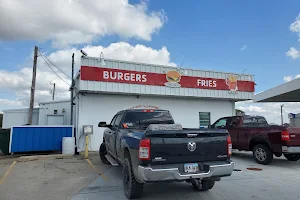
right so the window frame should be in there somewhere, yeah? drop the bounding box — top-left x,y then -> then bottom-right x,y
199,112 -> 211,128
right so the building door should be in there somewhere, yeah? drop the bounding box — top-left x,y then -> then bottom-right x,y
199,112 -> 211,128
46,115 -> 64,125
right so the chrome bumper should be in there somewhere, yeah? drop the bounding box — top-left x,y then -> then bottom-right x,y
137,161 -> 234,183
282,146 -> 300,153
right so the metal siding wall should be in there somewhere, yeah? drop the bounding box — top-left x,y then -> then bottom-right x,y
3,109 -> 39,128
10,126 -> 73,153
82,80 -> 254,100
39,102 -> 71,125
79,57 -> 254,100
80,58 -> 254,100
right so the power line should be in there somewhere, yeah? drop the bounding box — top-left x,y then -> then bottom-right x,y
39,51 -> 71,79
39,53 -> 70,86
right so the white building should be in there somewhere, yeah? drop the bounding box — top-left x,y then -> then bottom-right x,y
2,108 -> 39,128
73,57 -> 255,152
38,100 -> 71,125
2,57 -> 256,152
2,100 -> 71,128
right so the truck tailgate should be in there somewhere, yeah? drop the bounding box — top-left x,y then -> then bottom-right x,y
146,129 -> 229,164
287,127 -> 300,146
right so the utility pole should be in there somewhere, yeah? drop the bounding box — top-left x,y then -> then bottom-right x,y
281,104 -> 284,126
52,83 -> 55,101
28,46 -> 38,125
71,53 -> 74,125
71,53 -> 77,154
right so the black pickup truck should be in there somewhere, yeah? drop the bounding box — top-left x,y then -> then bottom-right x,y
99,109 -> 234,199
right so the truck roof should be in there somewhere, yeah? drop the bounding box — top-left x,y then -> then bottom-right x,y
223,115 -> 266,118
243,115 -> 266,118
122,109 -> 169,112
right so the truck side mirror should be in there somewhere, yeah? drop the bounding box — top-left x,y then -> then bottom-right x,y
98,121 -> 107,127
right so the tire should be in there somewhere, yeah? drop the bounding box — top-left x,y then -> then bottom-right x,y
253,144 -> 273,165
284,154 -> 300,161
99,143 -> 110,165
192,180 -> 215,191
123,157 -> 144,199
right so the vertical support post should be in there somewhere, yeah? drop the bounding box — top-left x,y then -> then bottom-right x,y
28,46 -> 38,125
84,135 -> 89,158
281,104 -> 284,126
52,83 -> 55,101
71,53 -> 74,125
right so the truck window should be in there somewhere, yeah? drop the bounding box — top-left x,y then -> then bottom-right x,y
214,118 -> 231,128
114,114 -> 123,127
123,111 -> 174,128
242,116 -> 257,127
257,117 -> 268,126
110,115 -> 118,125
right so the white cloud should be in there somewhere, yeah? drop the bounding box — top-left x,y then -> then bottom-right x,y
240,45 -> 247,51
0,0 -> 167,47
290,13 -> 300,41
0,99 -> 24,106
283,76 -> 293,82
0,42 -> 175,110
286,47 -> 300,59
287,14 -> 300,59
236,101 -> 300,124
283,74 -> 300,82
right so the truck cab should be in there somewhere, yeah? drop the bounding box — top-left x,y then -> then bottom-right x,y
212,115 -> 300,165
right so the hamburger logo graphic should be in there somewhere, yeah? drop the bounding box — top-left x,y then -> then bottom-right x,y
164,70 -> 182,87
226,75 -> 238,92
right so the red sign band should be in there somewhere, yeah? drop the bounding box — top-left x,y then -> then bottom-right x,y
81,66 -> 254,92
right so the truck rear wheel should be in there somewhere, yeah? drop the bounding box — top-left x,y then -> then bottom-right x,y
123,157 -> 144,199
192,179 -> 215,191
99,143 -> 110,165
253,144 -> 273,165
284,154 -> 300,161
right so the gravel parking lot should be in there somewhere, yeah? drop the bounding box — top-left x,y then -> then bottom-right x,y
0,152 -> 300,200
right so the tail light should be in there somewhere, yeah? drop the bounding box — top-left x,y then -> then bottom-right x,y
142,109 -> 154,112
227,135 -> 232,156
281,130 -> 290,141
139,138 -> 151,160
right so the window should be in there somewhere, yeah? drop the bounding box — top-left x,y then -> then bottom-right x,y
213,118 -> 232,128
258,117 -> 268,126
110,115 -> 117,126
199,112 -> 210,128
123,111 -> 174,128
242,116 -> 257,127
114,114 -> 123,127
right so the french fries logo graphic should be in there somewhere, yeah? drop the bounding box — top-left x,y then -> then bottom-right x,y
226,75 -> 238,92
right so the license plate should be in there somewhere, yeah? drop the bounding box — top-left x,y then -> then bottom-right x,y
184,163 -> 199,173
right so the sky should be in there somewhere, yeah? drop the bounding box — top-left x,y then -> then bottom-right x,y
0,0 -> 300,124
